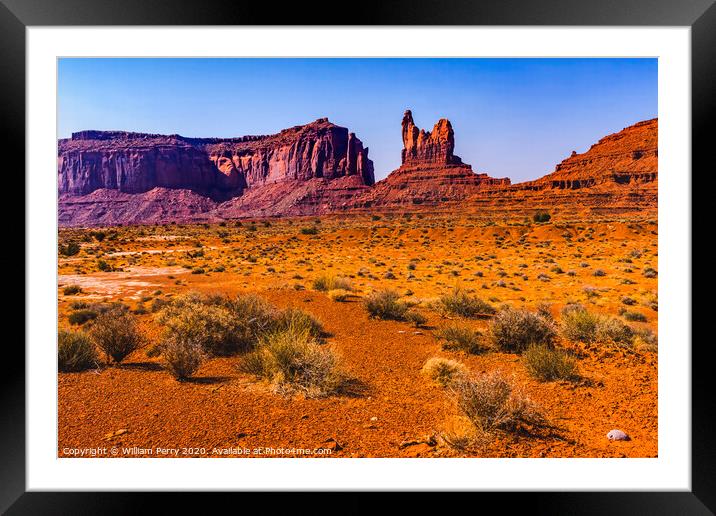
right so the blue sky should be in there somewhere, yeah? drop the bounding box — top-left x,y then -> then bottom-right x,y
58,58 -> 657,182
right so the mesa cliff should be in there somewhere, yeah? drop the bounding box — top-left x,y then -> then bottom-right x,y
57,112 -> 657,226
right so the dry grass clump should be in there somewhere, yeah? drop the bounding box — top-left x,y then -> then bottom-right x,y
239,325 -> 344,398
364,289 -> 410,320
523,344 -> 579,381
449,371 -> 544,434
89,307 -> 144,364
327,288 -> 351,302
440,416 -> 485,451
161,337 -> 205,380
62,285 -> 83,296
58,330 -> 98,372
435,325 -> 487,354
560,304 -> 634,347
272,307 -> 325,340
421,357 -> 467,387
434,287 -> 496,318
488,308 -> 556,353
312,274 -> 352,292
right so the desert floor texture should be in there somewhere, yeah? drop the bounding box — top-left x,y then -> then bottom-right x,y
58,214 -> 658,458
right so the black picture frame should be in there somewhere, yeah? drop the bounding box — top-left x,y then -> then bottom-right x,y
4,0 -> 707,513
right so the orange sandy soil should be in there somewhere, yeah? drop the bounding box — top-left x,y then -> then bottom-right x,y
57,214 -> 658,458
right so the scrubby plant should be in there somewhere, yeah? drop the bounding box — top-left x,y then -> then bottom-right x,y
364,289 -> 410,320
58,330 -> 98,372
533,212 -> 551,223
68,309 -> 98,325
405,310 -> 428,328
435,325 -> 486,354
300,226 -> 319,235
161,337 -> 205,380
488,308 -> 556,353
327,289 -> 351,302
62,284 -> 83,296
435,287 -> 496,318
421,357 -> 467,387
622,310 -> 647,322
595,317 -> 634,347
560,304 -> 601,342
449,371 -> 543,433
523,344 -> 579,381
239,326 -> 344,397
89,308 -> 143,364
59,242 -> 81,256
312,274 -> 352,292
272,307 -> 324,340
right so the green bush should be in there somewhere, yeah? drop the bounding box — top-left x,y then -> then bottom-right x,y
59,242 -> 81,256
523,344 -> 578,381
435,325 -> 486,354
300,226 -> 318,235
58,330 -> 98,372
488,308 -> 556,353
364,289 -> 410,320
435,287 -> 496,318
533,212 -> 551,223
239,326 -> 344,397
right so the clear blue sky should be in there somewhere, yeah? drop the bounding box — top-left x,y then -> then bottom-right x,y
58,58 -> 657,182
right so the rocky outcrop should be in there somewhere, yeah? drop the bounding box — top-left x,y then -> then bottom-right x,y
58,119 -> 374,200
516,118 -> 658,192
351,110 -> 509,210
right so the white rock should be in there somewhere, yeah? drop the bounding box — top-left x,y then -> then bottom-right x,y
607,429 -> 630,441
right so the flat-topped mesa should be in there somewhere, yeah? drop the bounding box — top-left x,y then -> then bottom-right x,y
58,118 -> 375,199
401,110 -> 463,166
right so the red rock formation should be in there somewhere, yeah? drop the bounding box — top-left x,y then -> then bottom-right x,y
352,110 -> 509,210
58,119 -> 374,199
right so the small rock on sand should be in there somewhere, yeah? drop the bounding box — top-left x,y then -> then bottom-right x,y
607,429 -> 630,441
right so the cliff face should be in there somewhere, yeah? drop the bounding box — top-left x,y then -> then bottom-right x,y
401,110 -> 462,166
58,119 -> 374,199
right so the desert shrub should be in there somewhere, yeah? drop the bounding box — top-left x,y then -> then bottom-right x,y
421,357 -> 467,387
272,307 -> 324,339
488,308 -> 556,353
59,242 -> 81,256
523,344 -> 579,381
364,289 -> 410,320
238,326 -> 344,397
560,304 -> 601,342
89,308 -> 143,364
595,317 -> 634,347
58,330 -> 98,372
561,305 -> 634,347
449,371 -> 543,433
435,325 -> 486,354
312,274 -> 352,292
632,328 -> 658,353
405,310 -> 428,328
162,337 -> 205,380
533,212 -> 551,223
643,267 -> 658,278
97,259 -> 113,272
62,284 -> 83,296
158,293 -> 273,356
300,226 -> 318,235
327,289 -> 351,302
622,310 -> 647,322
435,287 -> 496,318
68,309 -> 98,325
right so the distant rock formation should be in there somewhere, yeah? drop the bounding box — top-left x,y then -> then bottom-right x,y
58,118 -> 374,200
351,110 -> 510,210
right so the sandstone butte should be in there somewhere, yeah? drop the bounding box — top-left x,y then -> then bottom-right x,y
57,112 -> 658,226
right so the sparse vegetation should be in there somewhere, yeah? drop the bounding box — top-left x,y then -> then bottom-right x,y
421,357 -> 467,386
161,337 -> 205,380
63,285 -> 83,296
434,287 -> 496,318
523,344 -> 579,381
364,289 -> 410,320
58,330 -> 98,372
89,307 -> 143,364
435,325 -> 486,354
488,308 -> 556,353
312,274 -> 352,292
239,325 -> 344,397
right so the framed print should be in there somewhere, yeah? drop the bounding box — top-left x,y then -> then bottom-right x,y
4,0 -> 710,512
